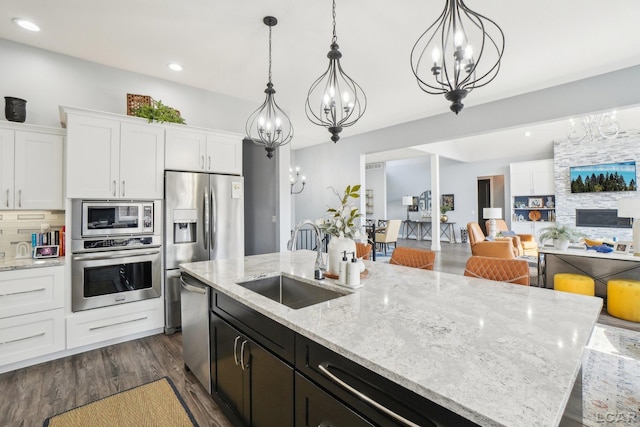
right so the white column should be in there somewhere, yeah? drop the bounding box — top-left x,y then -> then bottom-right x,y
431,154 -> 441,251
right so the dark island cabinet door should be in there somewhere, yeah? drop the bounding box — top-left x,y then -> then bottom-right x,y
212,314 -> 294,427
295,373 -> 375,427
214,317 -> 245,422
246,337 -> 294,427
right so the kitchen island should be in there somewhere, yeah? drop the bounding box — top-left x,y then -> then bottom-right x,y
181,250 -> 602,427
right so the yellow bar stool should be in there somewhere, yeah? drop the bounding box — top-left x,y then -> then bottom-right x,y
554,273 -> 595,296
607,280 -> 640,322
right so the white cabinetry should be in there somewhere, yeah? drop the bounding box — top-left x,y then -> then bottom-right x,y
66,297 -> 163,349
165,127 -> 242,175
0,124 -> 63,210
0,266 -> 65,367
63,109 -> 165,199
510,159 -> 554,195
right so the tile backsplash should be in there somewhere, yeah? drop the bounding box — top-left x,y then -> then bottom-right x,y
0,211 -> 65,260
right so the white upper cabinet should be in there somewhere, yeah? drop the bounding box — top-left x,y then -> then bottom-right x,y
510,159 -> 554,196
0,124 -> 63,210
165,127 -> 242,175
63,109 -> 165,199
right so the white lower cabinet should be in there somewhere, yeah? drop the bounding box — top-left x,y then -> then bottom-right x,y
0,308 -> 65,366
66,298 -> 164,349
0,267 -> 64,319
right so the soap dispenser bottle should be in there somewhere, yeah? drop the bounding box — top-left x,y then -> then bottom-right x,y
338,251 -> 349,285
347,252 -> 360,287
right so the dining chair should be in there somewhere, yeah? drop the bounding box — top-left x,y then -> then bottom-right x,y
463,255 -> 530,286
375,219 -> 401,255
389,247 -> 436,270
355,242 -> 372,260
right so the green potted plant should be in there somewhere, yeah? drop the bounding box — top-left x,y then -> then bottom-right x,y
538,224 -> 584,250
131,99 -> 186,124
440,205 -> 451,223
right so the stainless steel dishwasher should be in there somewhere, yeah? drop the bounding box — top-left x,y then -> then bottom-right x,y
180,273 -> 211,393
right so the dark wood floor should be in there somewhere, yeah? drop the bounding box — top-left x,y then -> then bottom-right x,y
0,332 -> 232,427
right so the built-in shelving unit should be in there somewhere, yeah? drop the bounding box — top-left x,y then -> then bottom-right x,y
365,189 -> 373,214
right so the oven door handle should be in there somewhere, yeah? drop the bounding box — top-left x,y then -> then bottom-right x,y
73,250 -> 160,261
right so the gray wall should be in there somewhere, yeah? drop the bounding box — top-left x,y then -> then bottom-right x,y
386,158 -> 431,222
294,66 -> 640,234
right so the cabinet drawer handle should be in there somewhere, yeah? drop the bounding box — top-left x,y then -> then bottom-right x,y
1,331 -> 45,345
201,155 -> 205,170
240,340 -> 249,371
208,156 -> 212,170
18,189 -> 22,207
317,363 -> 422,427
5,189 -> 8,207
113,180 -> 117,197
88,316 -> 148,331
0,287 -> 46,297
122,180 -> 125,197
233,336 -> 241,366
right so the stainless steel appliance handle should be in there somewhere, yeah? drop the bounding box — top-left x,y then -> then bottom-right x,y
179,276 -> 206,294
113,180 -> 117,197
317,363 -> 421,427
210,188 -> 216,252
73,250 -> 160,261
204,188 -> 209,250
233,336 -> 241,365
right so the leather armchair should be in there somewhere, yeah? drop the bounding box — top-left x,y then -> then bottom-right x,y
467,222 -> 517,259
490,219 -> 538,256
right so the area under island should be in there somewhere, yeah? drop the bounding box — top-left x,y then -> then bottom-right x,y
180,250 -> 603,427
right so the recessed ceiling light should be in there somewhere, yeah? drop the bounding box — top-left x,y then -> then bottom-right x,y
524,131 -> 532,137
12,18 -> 40,32
168,63 -> 183,71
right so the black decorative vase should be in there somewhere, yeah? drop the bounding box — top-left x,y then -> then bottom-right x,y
5,97 -> 27,123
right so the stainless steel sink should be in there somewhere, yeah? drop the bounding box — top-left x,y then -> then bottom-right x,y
236,274 -> 347,309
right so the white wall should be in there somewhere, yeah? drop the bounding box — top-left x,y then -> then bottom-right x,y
386,158 -> 430,221
365,163 -> 386,220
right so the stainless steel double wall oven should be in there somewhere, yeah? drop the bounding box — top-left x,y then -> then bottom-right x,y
71,200 -> 162,312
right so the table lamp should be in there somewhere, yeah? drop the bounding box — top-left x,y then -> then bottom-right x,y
618,198 -> 640,256
402,196 -> 413,221
483,207 -> 502,238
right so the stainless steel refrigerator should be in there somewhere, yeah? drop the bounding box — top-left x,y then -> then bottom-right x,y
164,171 -> 244,334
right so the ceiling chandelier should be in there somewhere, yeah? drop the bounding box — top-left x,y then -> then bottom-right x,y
567,112 -> 619,143
305,0 -> 366,143
245,16 -> 293,159
410,0 -> 505,114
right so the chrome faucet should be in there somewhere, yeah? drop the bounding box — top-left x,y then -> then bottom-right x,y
288,220 -> 326,280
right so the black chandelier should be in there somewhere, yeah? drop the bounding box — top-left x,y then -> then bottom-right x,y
245,16 -> 293,159
410,0 -> 505,114
305,0 -> 366,143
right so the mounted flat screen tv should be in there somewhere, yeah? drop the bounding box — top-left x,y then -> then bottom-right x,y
570,161 -> 637,193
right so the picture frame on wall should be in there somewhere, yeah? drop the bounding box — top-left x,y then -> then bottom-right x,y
528,197 -> 543,208
614,242 -> 631,254
442,194 -> 454,211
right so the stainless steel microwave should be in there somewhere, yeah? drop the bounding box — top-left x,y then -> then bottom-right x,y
72,200 -> 159,238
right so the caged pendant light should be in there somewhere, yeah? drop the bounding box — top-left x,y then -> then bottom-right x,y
245,16 -> 294,159
305,0 -> 366,143
410,0 -> 505,114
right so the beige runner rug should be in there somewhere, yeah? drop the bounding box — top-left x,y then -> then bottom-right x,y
43,377 -> 198,427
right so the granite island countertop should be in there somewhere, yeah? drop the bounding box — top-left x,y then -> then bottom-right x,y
181,251 -> 603,427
